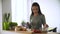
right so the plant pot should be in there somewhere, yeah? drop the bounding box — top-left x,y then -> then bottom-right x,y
3,22 -> 9,30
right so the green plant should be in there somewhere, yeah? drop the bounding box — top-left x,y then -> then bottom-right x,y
4,13 -> 10,22
9,22 -> 18,30
3,13 -> 18,30
3,13 -> 10,30
9,22 -> 18,27
21,20 -> 26,26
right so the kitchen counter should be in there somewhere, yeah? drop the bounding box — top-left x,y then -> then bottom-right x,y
2,30 -> 58,34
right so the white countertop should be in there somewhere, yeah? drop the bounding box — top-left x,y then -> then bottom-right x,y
1,30 -> 58,34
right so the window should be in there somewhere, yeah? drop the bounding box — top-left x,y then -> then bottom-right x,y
11,0 -> 31,26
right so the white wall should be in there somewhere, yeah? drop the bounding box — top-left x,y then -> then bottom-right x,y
31,0 -> 60,32
0,0 -> 2,34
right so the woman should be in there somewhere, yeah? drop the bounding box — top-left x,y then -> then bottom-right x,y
30,2 -> 48,30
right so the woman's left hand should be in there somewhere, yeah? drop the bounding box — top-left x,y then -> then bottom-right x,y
44,24 -> 49,28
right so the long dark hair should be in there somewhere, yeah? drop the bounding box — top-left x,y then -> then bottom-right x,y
31,2 -> 42,16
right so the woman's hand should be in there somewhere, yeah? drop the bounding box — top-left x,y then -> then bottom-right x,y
43,24 -> 49,28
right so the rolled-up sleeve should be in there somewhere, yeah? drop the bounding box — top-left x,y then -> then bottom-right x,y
41,15 -> 46,25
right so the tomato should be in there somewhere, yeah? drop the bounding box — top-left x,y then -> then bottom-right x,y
33,29 -> 42,33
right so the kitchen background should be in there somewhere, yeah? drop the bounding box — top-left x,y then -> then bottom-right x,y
0,0 -> 60,34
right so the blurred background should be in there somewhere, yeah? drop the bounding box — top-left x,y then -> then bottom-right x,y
0,0 -> 60,34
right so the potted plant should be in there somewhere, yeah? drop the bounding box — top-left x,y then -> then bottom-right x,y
3,13 -> 10,30
9,22 -> 18,30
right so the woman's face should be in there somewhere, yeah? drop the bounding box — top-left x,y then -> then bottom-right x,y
32,6 -> 39,14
